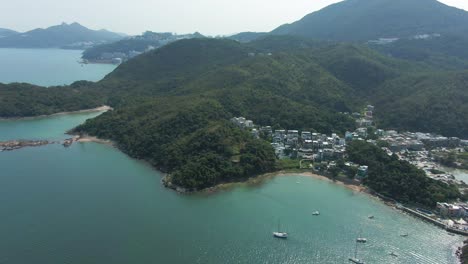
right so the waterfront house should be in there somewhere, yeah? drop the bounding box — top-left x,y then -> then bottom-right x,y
357,166 -> 368,178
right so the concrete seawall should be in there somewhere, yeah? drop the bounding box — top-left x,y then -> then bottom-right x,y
401,206 -> 468,236
400,207 -> 446,228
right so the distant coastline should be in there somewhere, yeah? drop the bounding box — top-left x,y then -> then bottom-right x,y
0,105 -> 112,121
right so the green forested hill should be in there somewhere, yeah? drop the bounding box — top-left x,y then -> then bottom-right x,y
272,0 -> 468,41
370,35 -> 468,70
373,71 -> 468,136
2,37 -> 468,188
0,82 -> 104,117
347,141 -> 461,206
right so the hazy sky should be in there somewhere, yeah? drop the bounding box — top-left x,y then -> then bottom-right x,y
1,0 -> 468,36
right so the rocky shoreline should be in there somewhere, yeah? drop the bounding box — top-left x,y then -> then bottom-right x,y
0,135 -> 111,152
162,170 -> 367,195
0,140 -> 50,151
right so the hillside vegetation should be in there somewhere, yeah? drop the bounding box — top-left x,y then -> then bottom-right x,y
2,37 -> 468,189
272,0 -> 468,41
0,82 -> 104,117
347,141 -> 462,206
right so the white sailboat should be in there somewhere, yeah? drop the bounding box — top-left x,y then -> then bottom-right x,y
356,230 -> 367,243
349,236 -> 365,264
273,219 -> 288,239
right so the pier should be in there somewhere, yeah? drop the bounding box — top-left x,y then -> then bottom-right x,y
400,206 -> 468,236
400,207 -> 446,228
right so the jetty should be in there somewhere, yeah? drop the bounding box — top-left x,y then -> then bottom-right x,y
400,206 -> 468,236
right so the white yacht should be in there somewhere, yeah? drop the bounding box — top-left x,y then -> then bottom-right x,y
273,232 -> 288,239
312,211 -> 320,216
273,220 -> 288,239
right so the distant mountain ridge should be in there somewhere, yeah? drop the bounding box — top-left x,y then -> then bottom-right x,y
272,0 -> 468,41
0,22 -> 124,49
82,31 -> 205,63
0,28 -> 18,38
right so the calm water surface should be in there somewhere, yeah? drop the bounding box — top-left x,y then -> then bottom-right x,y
0,48 -> 116,86
0,114 -> 463,264
0,48 -> 463,264
445,167 -> 468,183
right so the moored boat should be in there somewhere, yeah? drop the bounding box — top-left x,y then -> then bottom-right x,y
273,232 -> 288,239
356,238 -> 367,243
273,220 -> 288,239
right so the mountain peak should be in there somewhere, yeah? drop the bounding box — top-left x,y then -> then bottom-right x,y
0,22 -> 124,48
272,0 -> 468,41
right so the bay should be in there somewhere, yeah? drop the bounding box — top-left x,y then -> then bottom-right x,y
0,48 -> 116,86
0,114 -> 463,264
0,47 -> 463,264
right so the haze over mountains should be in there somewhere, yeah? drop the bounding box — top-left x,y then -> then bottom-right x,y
82,31 -> 205,63
272,0 -> 468,41
0,22 -> 123,49
228,0 -> 468,70
0,28 -> 18,38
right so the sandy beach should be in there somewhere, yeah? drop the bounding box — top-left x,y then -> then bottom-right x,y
201,170 -> 367,195
75,135 -> 115,146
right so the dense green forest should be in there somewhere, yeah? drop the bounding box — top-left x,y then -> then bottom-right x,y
347,141 -> 462,207
2,37 -> 468,190
272,0 -> 468,41
73,99 -> 277,190
0,82 -> 104,117
370,35 -> 468,70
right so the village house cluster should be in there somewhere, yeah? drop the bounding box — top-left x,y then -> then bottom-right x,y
231,102 -> 467,185
344,105 -> 375,141
436,202 -> 468,232
375,130 -> 466,185
230,116 -> 347,162
271,130 -> 346,162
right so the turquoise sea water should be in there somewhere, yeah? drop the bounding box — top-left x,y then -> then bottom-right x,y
0,49 -> 463,263
445,167 -> 468,183
0,48 -> 116,86
0,112 -> 103,141
0,114 -> 463,264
